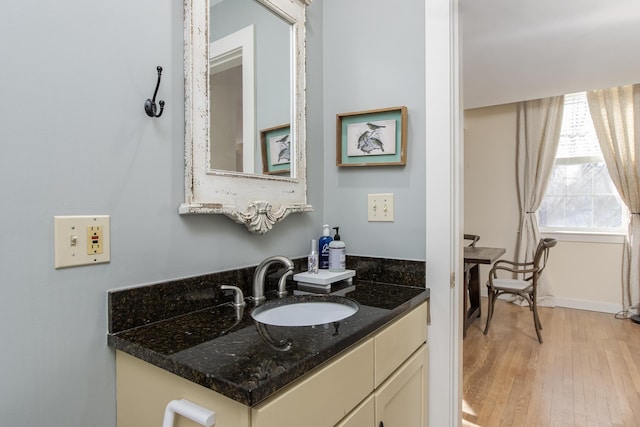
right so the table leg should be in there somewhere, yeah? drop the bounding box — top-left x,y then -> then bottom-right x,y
468,264 -> 481,319
463,263 -> 481,337
463,265 -> 468,338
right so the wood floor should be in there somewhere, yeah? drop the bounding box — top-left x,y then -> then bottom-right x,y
463,298 -> 640,427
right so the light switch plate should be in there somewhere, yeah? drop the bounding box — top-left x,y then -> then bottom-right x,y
367,193 -> 395,222
54,215 -> 110,268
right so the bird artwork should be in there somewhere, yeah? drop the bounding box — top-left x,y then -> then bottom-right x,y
366,122 -> 386,131
346,118 -> 397,158
356,122 -> 386,154
276,134 -> 290,163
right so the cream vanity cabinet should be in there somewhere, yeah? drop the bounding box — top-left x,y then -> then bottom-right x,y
336,347 -> 427,427
115,302 -> 428,427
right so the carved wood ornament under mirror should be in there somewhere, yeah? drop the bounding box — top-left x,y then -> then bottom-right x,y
180,0 -> 312,234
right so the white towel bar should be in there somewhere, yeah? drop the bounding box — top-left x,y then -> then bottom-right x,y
162,399 -> 216,427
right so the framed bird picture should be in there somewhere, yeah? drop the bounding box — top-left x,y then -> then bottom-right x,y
260,123 -> 291,175
336,106 -> 407,167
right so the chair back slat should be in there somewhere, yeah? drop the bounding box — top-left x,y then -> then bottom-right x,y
534,238 -> 557,277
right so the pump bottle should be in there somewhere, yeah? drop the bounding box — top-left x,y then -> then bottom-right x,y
318,224 -> 333,269
328,226 -> 346,272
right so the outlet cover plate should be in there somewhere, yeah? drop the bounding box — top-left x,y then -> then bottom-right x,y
368,193 -> 395,222
54,215 -> 110,268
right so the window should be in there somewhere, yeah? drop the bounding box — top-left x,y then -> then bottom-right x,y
538,92 -> 627,233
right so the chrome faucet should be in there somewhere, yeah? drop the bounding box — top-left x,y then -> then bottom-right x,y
252,255 -> 294,303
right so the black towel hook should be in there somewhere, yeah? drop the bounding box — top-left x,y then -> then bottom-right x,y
144,66 -> 165,118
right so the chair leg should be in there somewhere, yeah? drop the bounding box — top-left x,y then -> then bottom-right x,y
532,301 -> 543,343
535,309 -> 543,330
484,290 -> 496,335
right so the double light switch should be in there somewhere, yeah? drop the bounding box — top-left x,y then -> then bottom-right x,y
367,193 -> 395,222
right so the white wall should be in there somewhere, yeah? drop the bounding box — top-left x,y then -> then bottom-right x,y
462,0 -> 640,109
464,104 -> 624,312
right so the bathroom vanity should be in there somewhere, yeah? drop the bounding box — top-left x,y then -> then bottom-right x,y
108,279 -> 429,427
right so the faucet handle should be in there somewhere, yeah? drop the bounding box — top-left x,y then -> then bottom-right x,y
221,285 -> 246,307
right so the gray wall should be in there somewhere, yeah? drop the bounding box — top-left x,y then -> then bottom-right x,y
322,0 -> 426,261
0,0 -> 430,425
0,1 -> 323,425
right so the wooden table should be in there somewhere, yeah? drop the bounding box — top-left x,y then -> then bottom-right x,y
463,246 -> 505,337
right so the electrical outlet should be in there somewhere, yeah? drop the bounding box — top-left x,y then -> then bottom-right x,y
368,193 -> 395,222
54,215 -> 110,268
87,225 -> 104,255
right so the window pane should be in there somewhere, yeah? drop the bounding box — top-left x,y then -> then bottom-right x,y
565,163 -> 593,195
539,196 -> 565,227
545,166 -> 566,196
566,195 -> 592,227
539,91 -> 626,233
594,196 -> 622,228
593,163 -> 616,195
557,92 -> 601,158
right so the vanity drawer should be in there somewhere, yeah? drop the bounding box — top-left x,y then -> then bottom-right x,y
251,337 -> 374,427
374,302 -> 428,387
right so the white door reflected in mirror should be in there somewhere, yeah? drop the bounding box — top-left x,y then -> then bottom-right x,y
209,25 -> 255,174
209,0 -> 292,178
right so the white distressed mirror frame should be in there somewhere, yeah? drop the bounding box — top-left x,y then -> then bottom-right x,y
181,0 -> 313,234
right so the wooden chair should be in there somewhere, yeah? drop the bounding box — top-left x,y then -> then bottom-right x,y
483,238 -> 557,343
464,234 -> 480,247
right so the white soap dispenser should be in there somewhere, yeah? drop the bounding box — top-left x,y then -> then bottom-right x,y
328,227 -> 346,272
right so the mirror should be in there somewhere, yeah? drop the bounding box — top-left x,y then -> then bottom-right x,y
180,0 -> 312,234
209,0 -> 291,177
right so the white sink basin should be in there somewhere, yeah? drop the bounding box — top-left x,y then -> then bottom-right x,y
251,296 -> 359,327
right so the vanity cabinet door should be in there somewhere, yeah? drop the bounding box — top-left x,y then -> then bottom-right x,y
251,338 -> 374,427
375,345 -> 428,427
374,302 -> 427,388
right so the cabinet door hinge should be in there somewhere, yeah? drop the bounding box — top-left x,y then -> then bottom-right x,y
450,272 -> 455,288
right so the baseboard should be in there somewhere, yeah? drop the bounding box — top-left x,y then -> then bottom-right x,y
479,289 -> 622,314
553,297 -> 622,314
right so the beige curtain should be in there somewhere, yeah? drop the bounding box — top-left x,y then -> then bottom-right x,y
587,84 -> 640,317
514,96 -> 565,307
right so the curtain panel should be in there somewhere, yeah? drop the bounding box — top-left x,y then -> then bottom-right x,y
515,96 -> 564,307
587,84 -> 640,317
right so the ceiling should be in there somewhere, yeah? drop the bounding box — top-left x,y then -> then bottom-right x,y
461,0 -> 640,109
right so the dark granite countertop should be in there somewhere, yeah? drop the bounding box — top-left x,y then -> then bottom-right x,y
108,280 -> 428,407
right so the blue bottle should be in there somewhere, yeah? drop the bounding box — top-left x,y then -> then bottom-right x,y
318,224 -> 333,269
